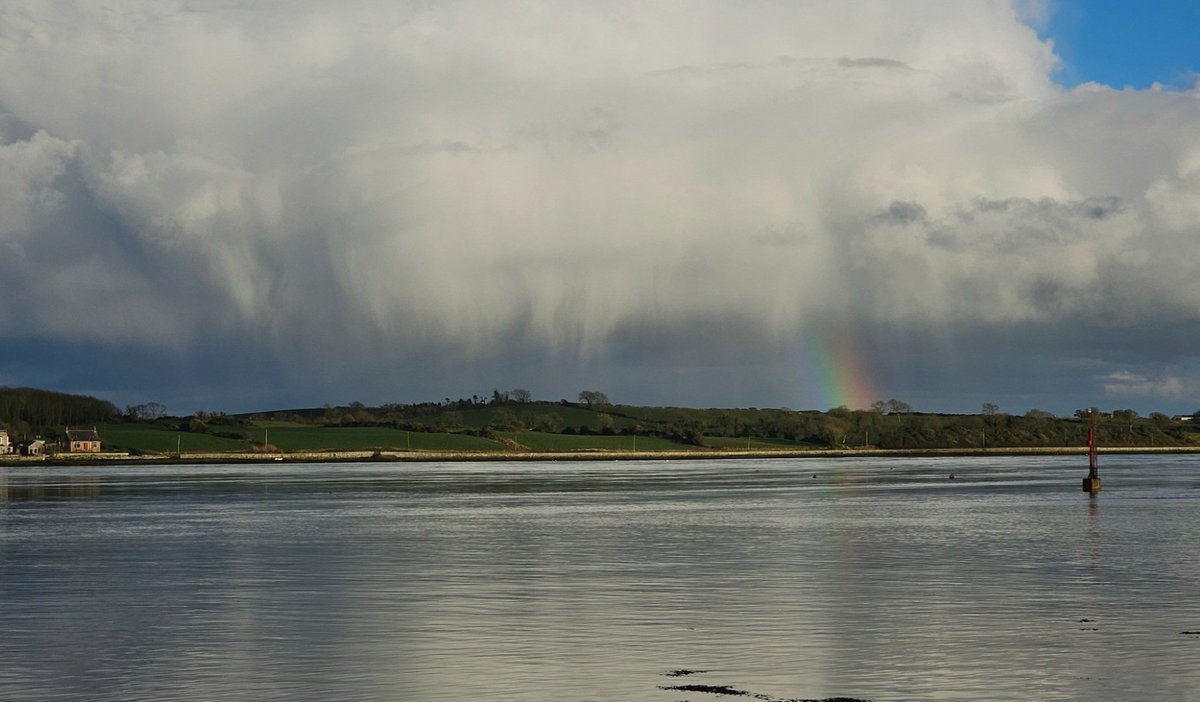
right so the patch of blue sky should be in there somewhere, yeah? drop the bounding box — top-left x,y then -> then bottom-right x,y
1034,0 -> 1199,89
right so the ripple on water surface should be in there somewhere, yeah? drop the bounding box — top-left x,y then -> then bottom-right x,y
1,455 -> 1199,701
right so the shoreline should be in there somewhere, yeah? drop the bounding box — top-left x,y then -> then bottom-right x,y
4,444 -> 1200,467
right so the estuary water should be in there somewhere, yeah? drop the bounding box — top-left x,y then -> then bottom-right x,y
1,455 -> 1198,701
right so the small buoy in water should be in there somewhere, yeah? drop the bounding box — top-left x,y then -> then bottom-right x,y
812,474 -> 818,479
949,473 -> 956,479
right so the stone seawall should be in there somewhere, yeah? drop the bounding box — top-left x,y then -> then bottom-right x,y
3,444 -> 1199,467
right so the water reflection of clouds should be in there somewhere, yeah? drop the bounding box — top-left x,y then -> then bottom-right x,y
2,457 -> 1199,700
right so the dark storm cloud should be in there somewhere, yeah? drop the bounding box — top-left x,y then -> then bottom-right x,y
878,201 -> 928,226
838,56 -> 912,70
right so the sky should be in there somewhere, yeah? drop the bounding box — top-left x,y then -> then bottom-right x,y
1,1 -> 1198,418
1036,0 -> 1200,89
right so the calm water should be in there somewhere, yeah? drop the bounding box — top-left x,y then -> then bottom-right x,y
2,455 -> 1198,701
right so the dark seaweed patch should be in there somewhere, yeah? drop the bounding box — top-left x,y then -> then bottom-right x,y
658,670 -> 869,701
658,683 -> 869,701
660,683 -> 749,696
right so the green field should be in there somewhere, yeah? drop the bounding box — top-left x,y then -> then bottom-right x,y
96,415 -> 808,455
99,424 -> 253,453
261,426 -> 504,452
703,436 -> 822,450
98,423 -> 505,453
426,404 -> 633,431
503,431 -> 690,451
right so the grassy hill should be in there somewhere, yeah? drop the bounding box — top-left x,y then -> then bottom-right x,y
14,396 -> 1198,457
99,423 -> 252,453
237,400 -> 1200,453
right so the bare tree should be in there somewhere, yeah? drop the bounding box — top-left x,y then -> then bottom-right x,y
578,390 -> 610,407
128,402 -> 168,421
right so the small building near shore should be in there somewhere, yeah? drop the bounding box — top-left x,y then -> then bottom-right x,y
64,427 -> 102,453
18,439 -> 45,456
0,429 -> 11,454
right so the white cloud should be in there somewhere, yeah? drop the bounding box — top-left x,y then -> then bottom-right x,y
1101,371 -> 1190,401
0,1 -> 1197,410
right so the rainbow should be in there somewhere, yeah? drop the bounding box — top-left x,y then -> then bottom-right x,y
802,330 -> 877,410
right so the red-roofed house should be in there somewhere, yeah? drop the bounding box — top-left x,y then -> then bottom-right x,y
65,427 -> 102,453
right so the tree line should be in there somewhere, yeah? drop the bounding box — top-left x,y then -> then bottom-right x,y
238,393 -> 1200,450
0,386 -> 120,438
5,384 -> 1200,451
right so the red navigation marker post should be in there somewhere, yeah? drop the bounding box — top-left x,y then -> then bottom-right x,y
1083,409 -> 1101,493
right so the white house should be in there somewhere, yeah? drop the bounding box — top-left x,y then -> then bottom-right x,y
0,429 -> 11,455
